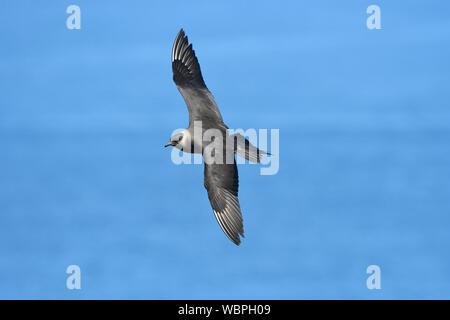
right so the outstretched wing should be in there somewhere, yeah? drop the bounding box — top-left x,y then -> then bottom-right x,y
172,29 -> 225,128
203,147 -> 244,245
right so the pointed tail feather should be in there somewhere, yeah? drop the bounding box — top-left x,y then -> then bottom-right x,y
230,133 -> 270,163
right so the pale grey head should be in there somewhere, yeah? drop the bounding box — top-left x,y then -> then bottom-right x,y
164,132 -> 184,150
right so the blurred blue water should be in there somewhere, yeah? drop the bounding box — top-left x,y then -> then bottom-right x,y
1,1 -> 450,299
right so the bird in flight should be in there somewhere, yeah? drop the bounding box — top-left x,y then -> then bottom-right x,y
165,29 -> 268,245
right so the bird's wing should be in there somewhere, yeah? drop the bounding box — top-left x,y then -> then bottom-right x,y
203,146 -> 244,245
172,29 -> 225,128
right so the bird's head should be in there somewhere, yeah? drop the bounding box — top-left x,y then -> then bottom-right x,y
164,133 -> 184,148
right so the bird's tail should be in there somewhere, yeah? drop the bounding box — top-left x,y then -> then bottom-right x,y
230,133 -> 270,163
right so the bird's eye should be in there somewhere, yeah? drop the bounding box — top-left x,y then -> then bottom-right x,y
178,136 -> 183,141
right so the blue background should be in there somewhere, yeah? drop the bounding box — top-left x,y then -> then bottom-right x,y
1,1 -> 449,299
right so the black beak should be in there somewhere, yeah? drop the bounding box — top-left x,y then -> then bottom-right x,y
164,141 -> 174,148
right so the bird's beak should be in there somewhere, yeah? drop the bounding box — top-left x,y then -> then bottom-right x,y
164,141 -> 174,148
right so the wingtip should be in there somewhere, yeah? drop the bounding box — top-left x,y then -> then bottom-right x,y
172,28 -> 187,62
231,236 -> 242,246
232,232 -> 245,246
171,28 -> 206,87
